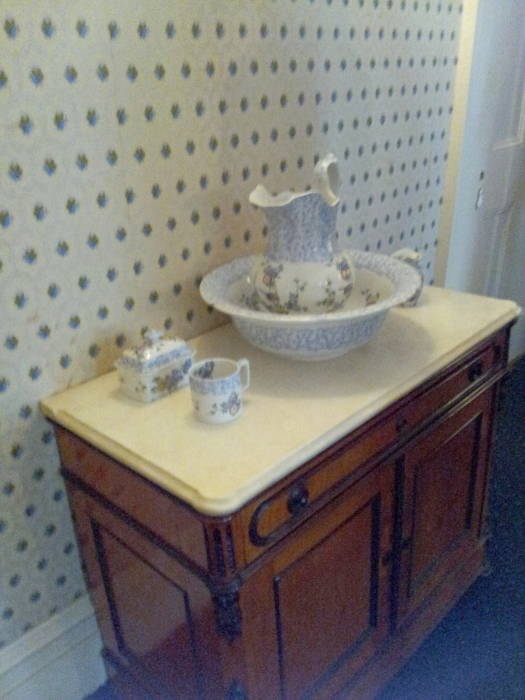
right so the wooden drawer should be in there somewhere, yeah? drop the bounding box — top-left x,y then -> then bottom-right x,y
239,330 -> 506,564
390,332 -> 505,439
55,427 -> 209,570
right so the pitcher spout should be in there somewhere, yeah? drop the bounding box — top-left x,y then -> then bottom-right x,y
248,153 -> 341,209
248,184 -> 323,209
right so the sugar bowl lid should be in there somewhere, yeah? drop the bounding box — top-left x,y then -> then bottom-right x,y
115,329 -> 194,373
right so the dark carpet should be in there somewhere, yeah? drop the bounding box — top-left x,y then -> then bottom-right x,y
86,357 -> 525,700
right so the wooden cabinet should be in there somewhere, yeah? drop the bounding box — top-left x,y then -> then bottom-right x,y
240,460 -> 395,700
50,325 -> 511,700
396,389 -> 493,624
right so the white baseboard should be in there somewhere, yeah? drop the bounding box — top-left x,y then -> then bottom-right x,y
0,595 -> 107,700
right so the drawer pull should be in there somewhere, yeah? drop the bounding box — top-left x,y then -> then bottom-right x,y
249,483 -> 310,547
468,361 -> 484,382
287,484 -> 309,517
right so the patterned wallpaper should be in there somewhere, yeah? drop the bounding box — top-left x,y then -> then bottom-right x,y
0,0 -> 462,648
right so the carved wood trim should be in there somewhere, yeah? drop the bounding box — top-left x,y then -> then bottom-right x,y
91,519 -> 125,653
204,522 -> 238,577
211,578 -> 243,643
388,456 -> 406,631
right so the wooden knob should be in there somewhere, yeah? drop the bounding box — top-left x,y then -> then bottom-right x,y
287,484 -> 309,516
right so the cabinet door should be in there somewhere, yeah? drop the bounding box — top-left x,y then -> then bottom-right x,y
241,461 -> 395,700
397,388 -> 494,622
66,487 -> 224,700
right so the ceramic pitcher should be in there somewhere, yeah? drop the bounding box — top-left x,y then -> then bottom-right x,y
248,153 -> 354,314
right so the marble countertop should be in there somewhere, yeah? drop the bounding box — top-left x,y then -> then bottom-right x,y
40,287 -> 520,515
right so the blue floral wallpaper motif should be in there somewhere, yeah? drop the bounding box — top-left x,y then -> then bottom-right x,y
0,0 -> 462,648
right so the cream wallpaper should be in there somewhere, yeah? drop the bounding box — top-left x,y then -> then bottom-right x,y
0,0 -> 462,648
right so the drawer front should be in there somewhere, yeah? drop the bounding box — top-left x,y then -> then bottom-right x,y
55,427 -> 209,570
244,417 -> 400,551
240,330 -> 506,564
391,334 -> 504,439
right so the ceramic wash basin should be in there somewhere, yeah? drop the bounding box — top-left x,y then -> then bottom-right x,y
200,250 -> 421,361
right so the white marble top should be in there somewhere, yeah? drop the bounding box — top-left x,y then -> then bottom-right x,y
40,287 -> 520,515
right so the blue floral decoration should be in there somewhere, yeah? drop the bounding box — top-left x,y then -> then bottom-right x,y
19,115 -> 33,134
9,163 -> 22,181
64,66 -> 77,83
34,204 -> 46,220
30,68 -> 44,86
76,20 -> 88,38
76,154 -> 88,170
41,19 -> 54,37
44,159 -> 57,175
4,18 -> 18,38
66,198 -> 78,214
54,112 -> 66,129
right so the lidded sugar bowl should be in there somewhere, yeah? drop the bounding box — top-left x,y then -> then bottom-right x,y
115,329 -> 195,402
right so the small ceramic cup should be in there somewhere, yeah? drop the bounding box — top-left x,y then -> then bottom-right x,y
189,358 -> 250,424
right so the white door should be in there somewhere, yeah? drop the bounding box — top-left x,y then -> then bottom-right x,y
437,0 -> 525,359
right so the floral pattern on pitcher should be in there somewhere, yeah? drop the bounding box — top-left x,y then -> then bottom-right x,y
248,155 -> 357,314
251,250 -> 355,315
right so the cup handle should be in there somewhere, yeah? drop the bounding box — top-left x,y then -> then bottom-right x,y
238,359 -> 250,392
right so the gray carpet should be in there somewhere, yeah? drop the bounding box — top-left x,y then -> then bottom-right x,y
86,357 -> 525,700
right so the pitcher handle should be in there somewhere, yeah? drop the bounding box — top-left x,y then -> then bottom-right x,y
313,153 -> 340,205
391,248 -> 424,307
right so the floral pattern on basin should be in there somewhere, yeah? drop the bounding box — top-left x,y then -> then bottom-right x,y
250,251 -> 354,314
200,250 -> 422,360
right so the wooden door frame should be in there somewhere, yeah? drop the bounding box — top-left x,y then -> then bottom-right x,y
434,0 -> 480,287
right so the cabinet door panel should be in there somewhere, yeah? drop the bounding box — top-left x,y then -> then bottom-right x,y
95,524 -> 198,695
248,462 -> 394,700
399,389 -> 493,621
67,488 -> 223,700
275,503 -> 378,699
